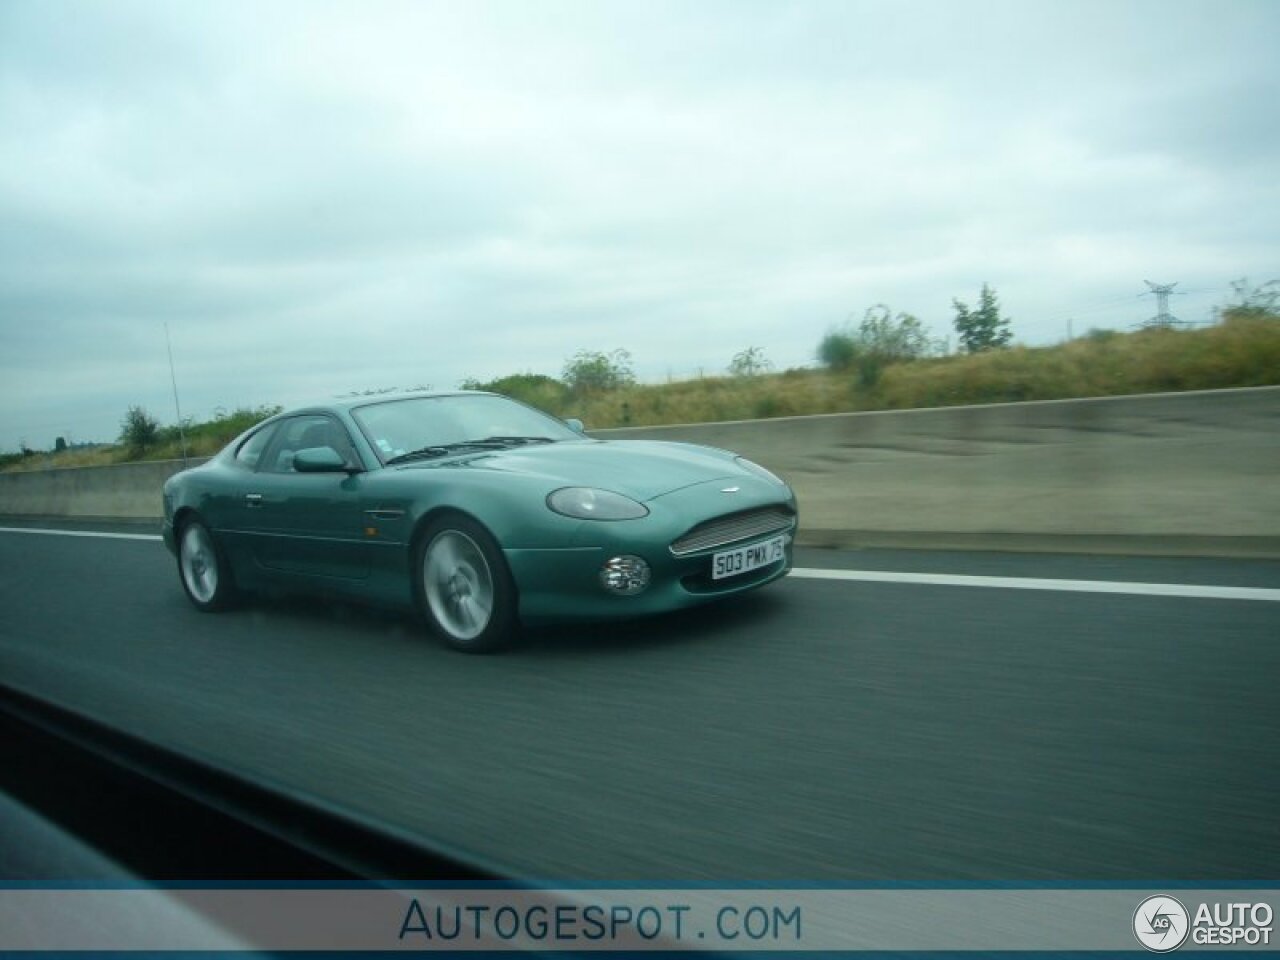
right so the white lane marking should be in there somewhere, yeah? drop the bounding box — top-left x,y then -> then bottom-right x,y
1,528 -> 1275,602
0,526 -> 162,542
791,567 -> 1280,603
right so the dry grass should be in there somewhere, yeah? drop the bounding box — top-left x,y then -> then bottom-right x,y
569,369 -> 859,427
570,314 -> 1280,427
874,314 -> 1280,410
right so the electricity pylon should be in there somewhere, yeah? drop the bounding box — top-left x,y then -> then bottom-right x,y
1141,281 -> 1184,328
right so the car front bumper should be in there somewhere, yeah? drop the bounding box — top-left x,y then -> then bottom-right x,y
506,532 -> 794,625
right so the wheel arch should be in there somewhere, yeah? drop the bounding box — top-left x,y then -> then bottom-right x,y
172,505 -> 201,535
407,505 -> 511,581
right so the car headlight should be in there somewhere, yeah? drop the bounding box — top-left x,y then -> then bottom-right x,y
735,457 -> 787,486
547,487 -> 650,521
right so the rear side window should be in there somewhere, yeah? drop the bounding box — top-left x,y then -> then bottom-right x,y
234,424 -> 278,469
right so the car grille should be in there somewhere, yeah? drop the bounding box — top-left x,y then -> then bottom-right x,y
669,506 -> 796,557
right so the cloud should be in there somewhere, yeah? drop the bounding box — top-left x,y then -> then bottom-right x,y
1,0 -> 1277,447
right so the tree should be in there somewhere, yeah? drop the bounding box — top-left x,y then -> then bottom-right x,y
952,283 -> 1012,353
1220,277 -> 1280,323
817,304 -> 940,385
728,346 -> 773,377
857,304 -> 933,361
466,373 -> 571,414
562,349 -> 636,395
817,330 -> 858,371
119,405 -> 160,455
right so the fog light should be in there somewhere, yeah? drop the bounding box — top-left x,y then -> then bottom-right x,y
600,555 -> 651,595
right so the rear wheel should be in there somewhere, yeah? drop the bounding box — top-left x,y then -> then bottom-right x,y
415,515 -> 516,653
177,518 -> 238,611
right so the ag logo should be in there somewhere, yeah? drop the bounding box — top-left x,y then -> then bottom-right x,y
1133,895 -> 1190,952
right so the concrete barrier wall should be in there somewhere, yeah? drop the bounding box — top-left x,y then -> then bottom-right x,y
2,387 -> 1277,553
0,457 -> 209,520
592,386 -> 1280,553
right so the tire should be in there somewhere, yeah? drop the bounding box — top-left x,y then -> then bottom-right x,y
177,518 -> 238,612
414,514 -> 517,653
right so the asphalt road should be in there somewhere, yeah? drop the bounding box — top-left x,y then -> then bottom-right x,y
1,523 -> 1277,880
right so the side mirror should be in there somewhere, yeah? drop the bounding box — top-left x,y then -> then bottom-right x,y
294,446 -> 355,473
564,418 -> 586,435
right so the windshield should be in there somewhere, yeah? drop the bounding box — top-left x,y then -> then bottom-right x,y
352,394 -> 581,464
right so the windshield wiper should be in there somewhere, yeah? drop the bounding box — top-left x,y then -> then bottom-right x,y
385,436 -> 555,465
384,446 -> 450,465
385,440 -> 505,465
476,436 -> 557,446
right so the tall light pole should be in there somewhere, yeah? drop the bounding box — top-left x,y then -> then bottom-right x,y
164,322 -> 189,466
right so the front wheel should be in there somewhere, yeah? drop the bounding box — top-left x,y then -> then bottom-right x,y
177,518 -> 238,611
415,515 -> 517,653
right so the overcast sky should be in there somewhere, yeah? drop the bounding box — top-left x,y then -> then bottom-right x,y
2,0 -> 1277,449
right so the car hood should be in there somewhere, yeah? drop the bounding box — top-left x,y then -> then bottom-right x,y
394,439 -> 750,501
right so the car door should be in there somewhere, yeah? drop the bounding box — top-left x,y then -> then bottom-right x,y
246,414 -> 370,580
214,420 -> 283,572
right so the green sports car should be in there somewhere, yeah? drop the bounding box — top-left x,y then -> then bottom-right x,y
162,391 -> 798,652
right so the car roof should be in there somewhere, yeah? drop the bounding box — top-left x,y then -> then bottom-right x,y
293,390 -> 496,415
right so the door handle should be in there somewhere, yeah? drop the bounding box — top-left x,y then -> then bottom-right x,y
245,493 -> 264,508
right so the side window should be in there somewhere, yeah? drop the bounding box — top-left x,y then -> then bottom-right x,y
259,415 -> 358,474
234,424 -> 278,470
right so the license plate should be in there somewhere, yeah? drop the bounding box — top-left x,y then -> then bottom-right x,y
711,535 -> 787,581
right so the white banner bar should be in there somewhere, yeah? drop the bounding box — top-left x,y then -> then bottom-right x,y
0,888 -> 1276,952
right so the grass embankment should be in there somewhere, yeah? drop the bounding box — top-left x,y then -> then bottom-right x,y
570,313 -> 1280,426
1,406 -> 279,473
5,314 -> 1278,472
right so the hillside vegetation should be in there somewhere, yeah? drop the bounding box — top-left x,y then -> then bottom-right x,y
2,406 -> 280,473
4,310 -> 1278,473
518,311 -> 1280,427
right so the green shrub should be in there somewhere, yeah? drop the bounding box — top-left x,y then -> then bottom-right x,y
119,406 -> 160,456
